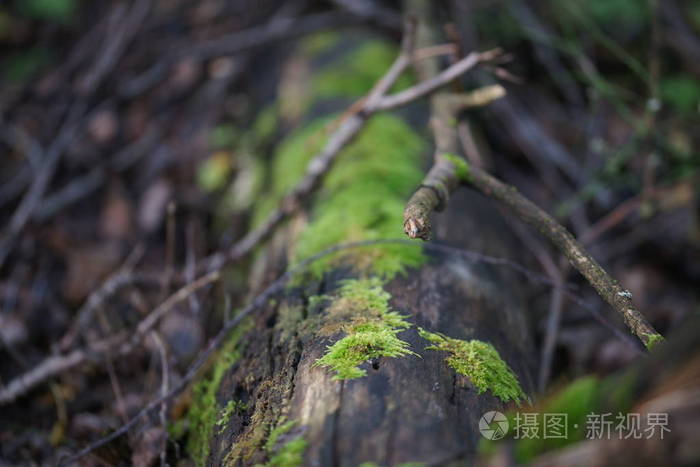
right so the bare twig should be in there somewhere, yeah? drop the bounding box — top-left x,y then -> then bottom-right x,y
0,339 -> 118,406
403,154 -> 463,240
468,172 -> 661,348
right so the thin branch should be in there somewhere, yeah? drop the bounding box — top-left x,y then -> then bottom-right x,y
58,245 -> 146,352
466,167 -> 660,347
405,155 -> 662,347
0,337 -> 121,405
403,85 -> 506,240
403,154 -> 462,240
0,270 -> 218,405
402,15 -> 661,348
371,49 -> 502,112
151,331 -> 170,467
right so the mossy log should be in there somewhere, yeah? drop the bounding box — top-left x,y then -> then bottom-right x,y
195,189 -> 537,466
189,32 -> 537,466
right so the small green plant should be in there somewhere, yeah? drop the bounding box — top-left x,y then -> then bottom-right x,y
187,321 -> 252,466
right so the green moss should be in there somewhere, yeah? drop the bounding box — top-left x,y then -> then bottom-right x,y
258,418 -> 307,467
187,321 -> 252,466
256,113 -> 426,278
478,372 -> 642,463
313,41 -> 414,98
294,115 -> 426,278
644,332 -> 665,351
216,399 -> 248,434
264,417 -> 296,452
418,329 -> 525,404
265,437 -> 307,467
314,278 -> 417,380
511,376 -> 600,463
441,153 -> 471,182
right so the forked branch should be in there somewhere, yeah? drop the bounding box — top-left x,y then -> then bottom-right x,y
402,13 -> 662,349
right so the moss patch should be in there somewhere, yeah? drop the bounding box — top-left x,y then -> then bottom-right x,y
256,113 -> 426,279
248,33 -> 428,279
441,152 -> 471,182
258,417 -> 308,467
314,278 -> 417,380
418,329 -> 525,404
265,437 -> 307,467
313,40 -> 414,98
187,321 -> 252,466
644,332 -> 665,351
510,376 -> 599,462
216,399 -> 248,434
294,115 -> 426,278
